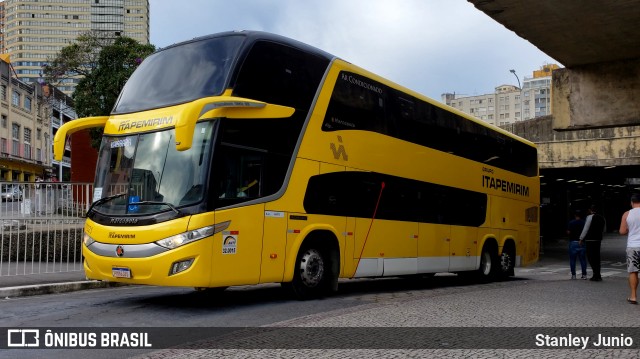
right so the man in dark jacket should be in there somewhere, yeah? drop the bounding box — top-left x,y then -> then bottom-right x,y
579,205 -> 607,281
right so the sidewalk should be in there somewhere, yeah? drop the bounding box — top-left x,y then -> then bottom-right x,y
0,268 -> 121,299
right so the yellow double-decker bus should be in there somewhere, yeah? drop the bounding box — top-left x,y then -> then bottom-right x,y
55,31 -> 539,299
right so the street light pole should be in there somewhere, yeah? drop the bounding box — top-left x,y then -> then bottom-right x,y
510,69 -> 523,121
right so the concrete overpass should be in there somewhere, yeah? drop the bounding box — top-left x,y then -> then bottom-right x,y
469,0 -> 640,236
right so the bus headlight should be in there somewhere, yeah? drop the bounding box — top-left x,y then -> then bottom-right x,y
83,233 -> 95,247
155,225 -> 216,250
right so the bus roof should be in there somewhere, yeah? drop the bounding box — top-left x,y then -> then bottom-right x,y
158,30 -> 336,62
152,31 -> 535,149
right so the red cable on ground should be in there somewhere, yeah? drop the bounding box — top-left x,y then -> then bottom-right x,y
352,181 -> 386,278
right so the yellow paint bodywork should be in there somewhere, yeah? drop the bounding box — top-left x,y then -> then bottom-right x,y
79,58 -> 539,288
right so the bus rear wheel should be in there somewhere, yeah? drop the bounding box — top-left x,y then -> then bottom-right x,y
498,244 -> 515,279
290,246 -> 329,300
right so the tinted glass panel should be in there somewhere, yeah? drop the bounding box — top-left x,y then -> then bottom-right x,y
232,41 -> 329,111
304,172 -> 487,227
323,71 -> 538,177
114,36 -> 244,114
211,113 -> 305,208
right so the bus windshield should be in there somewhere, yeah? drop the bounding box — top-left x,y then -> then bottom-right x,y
92,121 -> 214,215
113,35 -> 244,114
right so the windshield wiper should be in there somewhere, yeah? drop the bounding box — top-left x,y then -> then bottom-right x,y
88,192 -> 128,213
127,201 -> 182,215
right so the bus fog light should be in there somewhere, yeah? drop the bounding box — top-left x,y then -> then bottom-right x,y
169,258 -> 194,275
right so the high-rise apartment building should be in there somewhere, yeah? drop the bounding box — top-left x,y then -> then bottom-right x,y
2,0 -> 149,94
442,64 -> 559,127
442,85 -> 520,127
522,64 -> 559,119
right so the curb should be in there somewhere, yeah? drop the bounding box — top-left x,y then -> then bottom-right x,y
0,281 -> 126,299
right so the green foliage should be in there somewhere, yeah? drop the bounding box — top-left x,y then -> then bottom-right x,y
44,32 -> 155,148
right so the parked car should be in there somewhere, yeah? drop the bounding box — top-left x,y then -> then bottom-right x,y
1,184 -> 22,202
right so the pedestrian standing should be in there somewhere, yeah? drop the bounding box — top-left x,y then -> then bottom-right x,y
619,194 -> 640,304
579,205 -> 606,281
567,210 -> 587,279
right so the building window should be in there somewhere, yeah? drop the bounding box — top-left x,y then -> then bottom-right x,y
12,123 -> 19,140
0,85 -> 5,100
12,91 -> 20,107
24,127 -> 31,159
24,143 -> 31,159
12,123 -> 20,156
24,97 -> 31,111
1,138 -> 6,153
37,148 -> 42,161
37,128 -> 41,140
1,115 -> 6,128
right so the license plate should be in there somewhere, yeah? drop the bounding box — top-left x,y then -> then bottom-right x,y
112,267 -> 131,278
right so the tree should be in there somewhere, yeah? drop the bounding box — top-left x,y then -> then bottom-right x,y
44,32 -> 156,147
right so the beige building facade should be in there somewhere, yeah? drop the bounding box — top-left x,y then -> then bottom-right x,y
442,64 -> 559,126
2,0 -> 149,93
0,57 -> 53,182
442,85 -> 521,126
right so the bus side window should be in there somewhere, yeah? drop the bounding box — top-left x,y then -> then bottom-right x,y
217,146 -> 263,200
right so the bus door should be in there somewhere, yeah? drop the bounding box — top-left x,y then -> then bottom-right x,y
418,223 -> 450,274
353,218 -> 418,277
352,177 -> 418,277
211,204 -> 265,286
449,226 -> 478,271
260,208 -> 287,283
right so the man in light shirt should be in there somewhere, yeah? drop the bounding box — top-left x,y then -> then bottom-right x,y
619,194 -> 640,304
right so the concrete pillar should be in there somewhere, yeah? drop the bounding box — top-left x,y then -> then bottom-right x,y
552,58 -> 640,130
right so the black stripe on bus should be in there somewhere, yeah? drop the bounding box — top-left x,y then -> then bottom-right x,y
303,171 -> 487,227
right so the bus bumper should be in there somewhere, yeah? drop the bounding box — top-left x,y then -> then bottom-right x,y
83,238 -> 213,287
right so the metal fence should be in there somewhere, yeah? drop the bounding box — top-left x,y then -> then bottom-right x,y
0,181 -> 92,277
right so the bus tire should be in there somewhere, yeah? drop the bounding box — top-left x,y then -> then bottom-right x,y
477,244 -> 498,282
498,242 -> 516,279
290,245 -> 330,300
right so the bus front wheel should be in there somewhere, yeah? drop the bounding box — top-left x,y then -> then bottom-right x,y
477,245 -> 498,282
289,245 -> 329,300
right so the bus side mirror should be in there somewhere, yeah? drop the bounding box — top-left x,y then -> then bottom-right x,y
174,97 -> 294,152
53,116 -> 109,161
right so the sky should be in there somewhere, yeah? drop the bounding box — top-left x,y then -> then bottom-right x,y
148,0 -> 559,101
